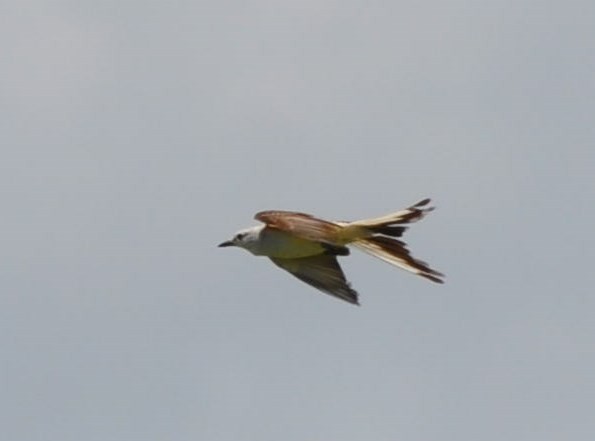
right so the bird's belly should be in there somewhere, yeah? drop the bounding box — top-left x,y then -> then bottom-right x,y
256,229 -> 326,258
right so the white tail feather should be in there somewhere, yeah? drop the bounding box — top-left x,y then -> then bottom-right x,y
347,198 -> 434,228
352,238 -> 444,283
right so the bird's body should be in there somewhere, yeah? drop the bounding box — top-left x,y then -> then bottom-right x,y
219,199 -> 444,305
235,225 -> 329,258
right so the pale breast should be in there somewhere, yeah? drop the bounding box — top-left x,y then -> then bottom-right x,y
255,228 -> 326,258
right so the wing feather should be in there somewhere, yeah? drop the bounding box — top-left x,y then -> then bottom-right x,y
270,255 -> 359,305
255,210 -> 341,244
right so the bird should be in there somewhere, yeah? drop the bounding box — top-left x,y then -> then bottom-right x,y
218,198 -> 444,305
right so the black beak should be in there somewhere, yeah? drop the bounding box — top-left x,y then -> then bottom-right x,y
218,240 -> 234,247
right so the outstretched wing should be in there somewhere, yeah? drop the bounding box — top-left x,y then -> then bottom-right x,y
255,210 -> 342,244
270,255 -> 359,305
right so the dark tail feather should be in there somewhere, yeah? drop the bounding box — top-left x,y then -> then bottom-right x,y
347,199 -> 435,234
367,225 -> 408,237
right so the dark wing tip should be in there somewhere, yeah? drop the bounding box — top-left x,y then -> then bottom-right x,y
343,285 -> 360,305
319,283 -> 359,305
415,198 -> 432,207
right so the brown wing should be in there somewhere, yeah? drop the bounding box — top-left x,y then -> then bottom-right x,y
270,255 -> 359,305
255,210 -> 342,244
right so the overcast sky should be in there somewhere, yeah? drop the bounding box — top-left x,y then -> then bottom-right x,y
2,1 -> 595,440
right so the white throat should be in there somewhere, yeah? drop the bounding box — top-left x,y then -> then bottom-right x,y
233,225 -> 265,255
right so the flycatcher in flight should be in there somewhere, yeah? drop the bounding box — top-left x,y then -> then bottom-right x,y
219,198 -> 444,305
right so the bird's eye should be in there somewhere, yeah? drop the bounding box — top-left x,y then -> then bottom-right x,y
235,233 -> 246,241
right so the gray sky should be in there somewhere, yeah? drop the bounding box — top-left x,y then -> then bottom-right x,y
2,1 -> 595,440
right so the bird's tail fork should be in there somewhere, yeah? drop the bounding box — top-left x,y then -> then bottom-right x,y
338,199 -> 445,283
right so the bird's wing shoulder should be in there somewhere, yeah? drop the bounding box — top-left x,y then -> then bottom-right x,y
255,210 -> 342,243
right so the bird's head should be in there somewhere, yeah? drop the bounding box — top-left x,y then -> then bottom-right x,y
218,226 -> 262,253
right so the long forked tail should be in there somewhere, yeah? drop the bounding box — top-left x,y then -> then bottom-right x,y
340,199 -> 445,283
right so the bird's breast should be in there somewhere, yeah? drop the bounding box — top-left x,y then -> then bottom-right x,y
255,228 -> 326,258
